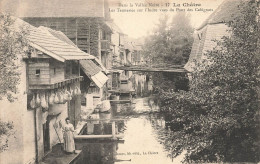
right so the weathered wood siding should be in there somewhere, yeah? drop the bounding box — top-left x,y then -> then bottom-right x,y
49,59 -> 65,84
28,59 -> 50,85
112,73 -> 120,89
65,61 -> 80,79
23,18 -> 107,58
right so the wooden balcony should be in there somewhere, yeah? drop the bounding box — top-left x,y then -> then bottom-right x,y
29,76 -> 83,90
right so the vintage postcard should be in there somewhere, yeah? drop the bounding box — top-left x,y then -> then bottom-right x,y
0,0 -> 259,164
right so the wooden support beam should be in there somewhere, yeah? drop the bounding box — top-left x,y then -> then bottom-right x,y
109,100 -> 131,103
81,118 -> 127,122
74,134 -> 124,139
29,76 -> 83,90
112,66 -> 187,73
112,121 -> 116,140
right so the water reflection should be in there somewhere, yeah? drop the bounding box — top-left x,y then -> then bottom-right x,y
75,99 -> 185,164
74,73 -> 185,164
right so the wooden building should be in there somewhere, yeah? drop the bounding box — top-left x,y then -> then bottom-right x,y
1,0 -> 114,101
0,17 -> 105,164
184,0 -> 242,72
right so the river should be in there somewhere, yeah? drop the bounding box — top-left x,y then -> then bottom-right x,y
74,73 -> 185,164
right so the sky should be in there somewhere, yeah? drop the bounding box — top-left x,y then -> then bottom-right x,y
109,0 -> 224,39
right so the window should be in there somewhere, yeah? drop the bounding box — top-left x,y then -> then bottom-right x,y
72,64 -> 78,75
101,30 -> 107,40
36,69 -> 40,76
53,68 -> 56,75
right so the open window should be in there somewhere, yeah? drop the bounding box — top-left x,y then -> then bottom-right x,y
36,69 -> 40,76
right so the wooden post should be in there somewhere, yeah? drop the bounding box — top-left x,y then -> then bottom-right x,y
88,23 -> 91,54
76,19 -> 78,45
112,121 -> 116,140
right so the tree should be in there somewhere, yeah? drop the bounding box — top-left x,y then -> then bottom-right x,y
159,0 -> 260,162
0,121 -> 14,152
0,14 -> 28,151
143,13 -> 193,92
0,14 -> 28,102
143,14 -> 170,65
167,12 -> 194,64
143,12 -> 193,65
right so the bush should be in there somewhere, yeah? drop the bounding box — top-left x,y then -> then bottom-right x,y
159,1 -> 260,162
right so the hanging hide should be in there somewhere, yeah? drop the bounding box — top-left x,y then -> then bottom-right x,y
59,91 -> 64,104
68,90 -> 72,101
63,89 -> 69,101
36,93 -> 41,106
49,91 -> 54,105
41,93 -> 47,109
30,93 -> 36,109
54,92 -> 60,104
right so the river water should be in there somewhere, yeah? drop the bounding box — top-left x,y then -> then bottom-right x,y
75,73 -> 185,164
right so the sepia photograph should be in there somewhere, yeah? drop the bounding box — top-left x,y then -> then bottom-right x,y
0,0 -> 259,163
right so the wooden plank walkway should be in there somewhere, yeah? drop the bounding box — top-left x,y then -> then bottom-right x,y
74,134 -> 124,139
109,100 -> 132,103
113,65 -> 187,73
76,121 -> 125,140
108,90 -> 135,94
41,144 -> 81,164
81,118 -> 127,122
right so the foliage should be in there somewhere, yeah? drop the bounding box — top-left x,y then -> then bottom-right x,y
143,13 -> 193,93
151,72 -> 189,93
0,120 -> 14,152
143,12 -> 193,65
0,14 -> 28,152
0,14 -> 28,102
159,1 -> 260,162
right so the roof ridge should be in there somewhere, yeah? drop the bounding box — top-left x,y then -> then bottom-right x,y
37,26 -> 84,53
196,0 -> 243,30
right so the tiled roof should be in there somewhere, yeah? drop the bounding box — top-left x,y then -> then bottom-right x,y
197,0 -> 243,30
28,26 -> 94,61
105,21 -> 124,34
80,60 -> 108,88
14,18 -> 94,62
1,0 -> 106,18
133,45 -> 143,51
124,36 -> 134,51
80,60 -> 102,77
123,36 -> 143,51
90,71 -> 109,88
124,42 -> 134,51
47,28 -> 77,47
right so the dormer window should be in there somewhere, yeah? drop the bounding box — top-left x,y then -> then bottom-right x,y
36,69 -> 40,76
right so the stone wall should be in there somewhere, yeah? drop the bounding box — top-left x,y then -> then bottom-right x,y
0,58 -> 36,164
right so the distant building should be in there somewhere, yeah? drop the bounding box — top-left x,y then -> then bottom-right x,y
184,0 -> 242,72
